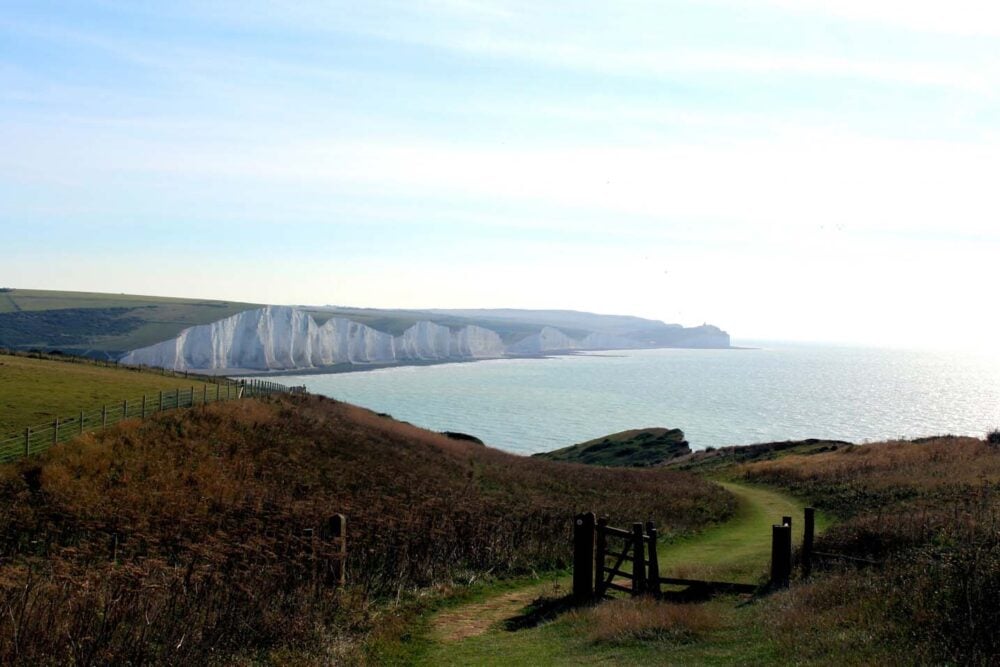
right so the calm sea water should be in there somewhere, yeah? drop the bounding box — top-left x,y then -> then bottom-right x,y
268,343 -> 1000,455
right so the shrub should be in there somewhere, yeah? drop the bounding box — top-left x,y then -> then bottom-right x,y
987,429 -> 1000,445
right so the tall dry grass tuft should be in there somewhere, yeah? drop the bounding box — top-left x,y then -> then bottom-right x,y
0,394 -> 733,664
579,597 -> 720,644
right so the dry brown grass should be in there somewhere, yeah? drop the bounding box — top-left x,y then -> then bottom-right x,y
577,597 -> 720,644
0,394 -> 733,664
736,435 -> 1000,664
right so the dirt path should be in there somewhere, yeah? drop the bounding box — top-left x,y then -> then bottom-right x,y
427,481 -> 812,648
430,580 -> 566,642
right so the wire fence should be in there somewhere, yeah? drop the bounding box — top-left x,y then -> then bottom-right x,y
0,378 -> 302,464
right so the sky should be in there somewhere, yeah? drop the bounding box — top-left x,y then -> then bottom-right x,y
2,1 -> 999,349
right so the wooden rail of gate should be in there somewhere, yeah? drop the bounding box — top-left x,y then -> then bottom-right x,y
573,507 -> 823,601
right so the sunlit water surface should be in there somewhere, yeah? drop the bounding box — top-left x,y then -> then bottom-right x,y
268,343 -> 1000,455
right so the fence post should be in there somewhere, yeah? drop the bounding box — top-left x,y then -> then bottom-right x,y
189,386 -> 194,407
203,385 -> 207,404
803,507 -> 815,578
102,405 -> 107,429
331,514 -> 347,587
123,400 -> 128,420
645,521 -> 660,595
24,428 -> 30,457
79,411 -> 84,435
52,418 -> 59,445
595,516 -> 608,597
573,512 -> 596,602
771,524 -> 792,588
159,390 -> 163,412
631,523 -> 646,595
174,388 -> 179,409
141,395 -> 146,419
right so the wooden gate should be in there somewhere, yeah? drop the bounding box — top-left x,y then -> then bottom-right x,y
572,511 -> 808,601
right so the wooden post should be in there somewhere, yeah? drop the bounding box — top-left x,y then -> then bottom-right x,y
573,512 -> 596,602
771,524 -> 792,588
631,522 -> 646,595
595,517 -> 608,597
329,514 -> 347,587
141,395 -> 146,419
123,399 -> 128,420
174,387 -> 179,409
102,405 -> 107,429
203,385 -> 207,404
79,411 -> 84,434
159,390 -> 163,412
645,521 -> 660,595
24,428 -> 30,457
52,418 -> 59,445
803,507 -> 815,578
189,386 -> 194,407
216,383 -> 220,402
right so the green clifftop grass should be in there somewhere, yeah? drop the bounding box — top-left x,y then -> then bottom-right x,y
533,427 -> 691,467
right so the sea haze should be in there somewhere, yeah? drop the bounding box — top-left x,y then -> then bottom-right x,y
267,343 -> 1000,455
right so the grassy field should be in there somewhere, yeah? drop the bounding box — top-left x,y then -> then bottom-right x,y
0,353 -> 218,433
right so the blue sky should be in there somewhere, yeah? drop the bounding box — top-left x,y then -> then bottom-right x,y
2,1 -> 998,348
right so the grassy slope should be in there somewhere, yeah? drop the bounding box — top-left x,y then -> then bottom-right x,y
414,482 -> 824,666
0,353 -> 217,433
0,288 -> 259,353
0,395 -> 732,665
533,428 -> 690,468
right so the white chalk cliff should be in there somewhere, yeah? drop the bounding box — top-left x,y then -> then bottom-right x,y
122,306 -> 505,371
120,306 -> 731,372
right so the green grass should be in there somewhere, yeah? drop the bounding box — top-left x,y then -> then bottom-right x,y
407,482 -> 828,666
0,288 -> 259,353
533,428 -> 690,468
0,353 -> 219,433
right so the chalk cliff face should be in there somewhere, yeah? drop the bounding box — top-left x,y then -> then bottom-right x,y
122,307 -> 509,371
121,306 -> 397,371
506,326 -> 581,355
121,306 -> 731,372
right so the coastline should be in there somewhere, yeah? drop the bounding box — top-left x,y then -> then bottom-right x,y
222,345 -> 744,379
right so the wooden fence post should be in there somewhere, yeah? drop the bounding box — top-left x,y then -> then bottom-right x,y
573,512 -> 596,602
159,390 -> 163,412
123,400 -> 128,420
646,521 -> 661,595
102,405 -> 107,429
203,385 -> 207,404
216,383 -> 221,402
631,523 -> 646,595
52,418 -> 59,445
329,514 -> 347,587
771,524 -> 792,588
174,388 -> 179,409
141,395 -> 146,419
24,428 -> 30,457
79,411 -> 84,434
595,517 -> 608,597
803,507 -> 815,578
189,386 -> 194,407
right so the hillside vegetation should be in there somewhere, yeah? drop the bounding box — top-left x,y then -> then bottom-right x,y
0,352 -> 217,433
735,435 -> 1000,664
0,394 -> 733,664
533,428 -> 691,467
0,288 -> 258,356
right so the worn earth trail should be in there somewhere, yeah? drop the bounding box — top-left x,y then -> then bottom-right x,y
419,481 -> 813,665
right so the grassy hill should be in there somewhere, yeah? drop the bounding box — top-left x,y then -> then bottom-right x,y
0,394 -> 733,664
533,427 -> 691,467
0,288 -> 259,357
0,352 -> 219,434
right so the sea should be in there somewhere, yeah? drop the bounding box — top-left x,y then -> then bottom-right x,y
268,342 -> 1000,455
